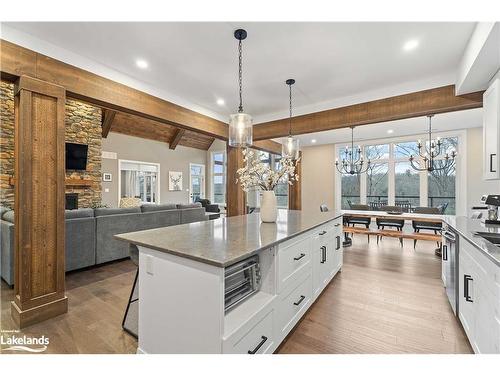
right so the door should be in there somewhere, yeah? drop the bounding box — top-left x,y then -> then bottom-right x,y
189,163 -> 205,203
459,249 -> 476,349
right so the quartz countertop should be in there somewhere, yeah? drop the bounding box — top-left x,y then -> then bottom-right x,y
115,209 -> 343,267
444,216 -> 500,267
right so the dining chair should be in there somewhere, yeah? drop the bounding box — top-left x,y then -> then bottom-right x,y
411,206 -> 442,249
345,203 -> 372,243
376,205 -> 405,247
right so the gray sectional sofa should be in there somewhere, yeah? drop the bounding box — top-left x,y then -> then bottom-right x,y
0,203 -> 206,286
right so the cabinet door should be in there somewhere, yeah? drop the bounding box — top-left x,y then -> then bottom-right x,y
458,251 -> 476,348
483,78 -> 500,180
475,286 -> 499,353
312,234 -> 325,298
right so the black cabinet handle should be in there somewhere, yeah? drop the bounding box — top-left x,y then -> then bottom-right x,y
294,253 -> 306,261
248,336 -> 268,354
442,245 -> 448,261
334,223 -> 340,227
336,236 -> 341,250
464,274 -> 473,303
294,295 -> 306,306
320,246 -> 326,263
490,153 -> 497,173
319,231 -> 327,235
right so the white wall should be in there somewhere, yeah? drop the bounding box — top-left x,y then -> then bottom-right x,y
101,132 -> 207,208
466,127 -> 500,214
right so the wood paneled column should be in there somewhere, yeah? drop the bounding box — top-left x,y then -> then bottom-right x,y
288,153 -> 302,210
11,76 -> 68,328
226,145 -> 246,217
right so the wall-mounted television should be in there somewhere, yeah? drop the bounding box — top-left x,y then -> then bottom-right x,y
65,142 -> 88,170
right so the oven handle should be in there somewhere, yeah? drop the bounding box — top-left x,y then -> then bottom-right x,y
443,231 -> 456,242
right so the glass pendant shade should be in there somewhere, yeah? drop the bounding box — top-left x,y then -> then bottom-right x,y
282,135 -> 300,160
229,112 -> 253,147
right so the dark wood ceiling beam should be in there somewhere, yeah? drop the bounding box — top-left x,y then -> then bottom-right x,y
252,85 -> 484,141
0,39 -> 228,140
101,109 -> 116,138
252,139 -> 282,155
169,128 -> 186,150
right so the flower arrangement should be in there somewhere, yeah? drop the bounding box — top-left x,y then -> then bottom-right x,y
236,148 -> 300,192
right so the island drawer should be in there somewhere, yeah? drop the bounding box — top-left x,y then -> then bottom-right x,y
277,235 -> 312,292
276,273 -> 313,341
223,310 -> 274,354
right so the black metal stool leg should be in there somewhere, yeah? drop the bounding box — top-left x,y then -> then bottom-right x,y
122,268 -> 139,339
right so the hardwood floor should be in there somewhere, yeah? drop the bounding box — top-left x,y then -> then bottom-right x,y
0,236 -> 472,354
278,236 -> 472,354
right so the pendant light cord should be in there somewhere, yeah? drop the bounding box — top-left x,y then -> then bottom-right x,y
288,83 -> 293,136
238,39 -> 243,113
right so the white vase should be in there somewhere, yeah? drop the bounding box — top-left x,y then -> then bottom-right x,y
260,190 -> 278,223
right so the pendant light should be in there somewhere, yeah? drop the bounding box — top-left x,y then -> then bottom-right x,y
228,29 -> 253,148
282,79 -> 300,160
335,127 -> 371,175
409,115 -> 457,172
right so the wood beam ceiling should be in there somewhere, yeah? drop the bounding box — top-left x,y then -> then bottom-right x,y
169,129 -> 186,150
0,39 -> 228,139
101,109 -> 116,138
252,85 -> 484,141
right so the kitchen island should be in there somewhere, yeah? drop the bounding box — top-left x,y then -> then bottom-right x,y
116,209 -> 343,354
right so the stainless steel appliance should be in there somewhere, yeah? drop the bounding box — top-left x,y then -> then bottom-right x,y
442,225 -> 459,315
224,255 -> 261,312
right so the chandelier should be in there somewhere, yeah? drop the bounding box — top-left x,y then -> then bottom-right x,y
335,127 -> 371,175
228,29 -> 253,148
409,115 -> 457,172
282,79 -> 300,160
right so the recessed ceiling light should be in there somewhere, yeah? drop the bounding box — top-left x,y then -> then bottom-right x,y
387,129 -> 394,134
403,39 -> 419,52
136,59 -> 149,69
216,98 -> 225,106
311,139 -> 317,143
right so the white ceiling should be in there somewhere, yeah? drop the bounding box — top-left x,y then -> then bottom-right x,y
3,22 -> 476,124
289,108 -> 483,147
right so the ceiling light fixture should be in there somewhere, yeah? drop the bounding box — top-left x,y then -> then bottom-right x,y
409,115 -> 457,172
387,129 -> 394,134
135,59 -> 149,69
216,98 -> 225,106
311,139 -> 317,144
282,79 -> 300,160
335,127 -> 371,175
403,39 -> 419,51
228,29 -> 252,148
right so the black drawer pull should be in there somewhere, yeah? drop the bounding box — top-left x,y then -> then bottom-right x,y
294,295 -> 306,306
442,245 -> 448,261
490,153 -> 497,173
334,223 -> 341,227
294,253 -> 306,261
320,246 -> 326,263
319,230 -> 327,235
336,235 -> 341,250
464,274 -> 473,303
248,336 -> 268,354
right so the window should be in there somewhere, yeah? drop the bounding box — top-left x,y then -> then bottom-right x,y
427,137 -> 458,214
274,155 -> 289,208
341,174 -> 360,209
366,162 -> 388,205
190,164 -> 205,203
119,160 -> 159,204
337,134 -> 461,214
395,162 -> 420,207
211,151 -> 226,204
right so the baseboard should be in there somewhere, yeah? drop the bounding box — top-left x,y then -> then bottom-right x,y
11,296 -> 68,329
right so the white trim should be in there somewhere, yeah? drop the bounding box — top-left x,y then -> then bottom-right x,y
118,159 -> 161,206
334,129 -> 467,215
189,163 -> 206,203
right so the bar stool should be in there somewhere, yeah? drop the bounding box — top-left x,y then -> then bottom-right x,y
122,244 -> 139,338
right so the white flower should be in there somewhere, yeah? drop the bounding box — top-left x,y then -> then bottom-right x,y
235,149 -> 300,192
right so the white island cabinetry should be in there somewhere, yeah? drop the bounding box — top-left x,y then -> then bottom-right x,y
124,211 -> 343,354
